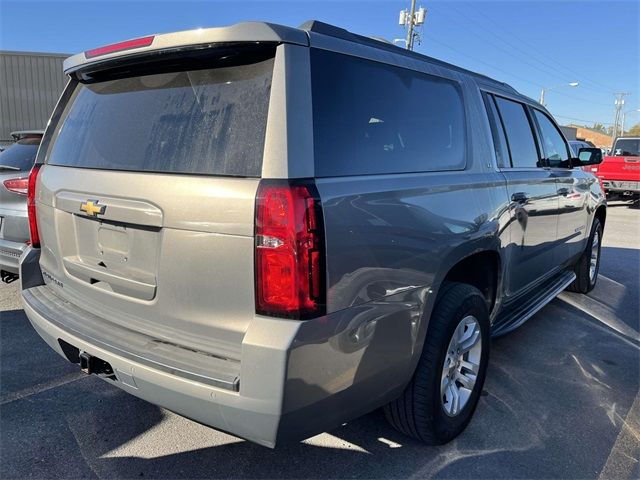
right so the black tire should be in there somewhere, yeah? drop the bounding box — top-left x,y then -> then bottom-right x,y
566,217 -> 602,294
383,282 -> 490,444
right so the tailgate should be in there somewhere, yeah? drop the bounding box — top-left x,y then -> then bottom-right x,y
598,156 -> 640,182
34,46 -> 275,361
37,167 -> 258,361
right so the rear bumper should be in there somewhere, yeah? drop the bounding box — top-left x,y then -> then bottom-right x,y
601,179 -> 640,193
23,294 -> 284,446
0,237 -> 28,274
20,248 -> 418,447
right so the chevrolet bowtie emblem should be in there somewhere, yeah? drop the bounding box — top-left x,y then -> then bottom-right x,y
80,200 -> 106,217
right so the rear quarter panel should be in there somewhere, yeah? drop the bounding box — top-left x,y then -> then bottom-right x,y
282,49 -> 511,421
279,169 -> 510,439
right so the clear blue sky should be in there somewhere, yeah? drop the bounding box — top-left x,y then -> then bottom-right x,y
1,0 -> 638,129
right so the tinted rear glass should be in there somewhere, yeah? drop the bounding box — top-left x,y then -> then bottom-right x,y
46,57 -> 274,176
494,96 -> 539,168
613,139 -> 640,156
483,93 -> 510,168
311,49 -> 466,177
0,138 -> 41,171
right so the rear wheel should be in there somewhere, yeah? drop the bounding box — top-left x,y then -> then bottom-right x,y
384,283 -> 490,444
567,217 -> 602,293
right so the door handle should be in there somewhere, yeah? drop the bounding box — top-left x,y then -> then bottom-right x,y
511,192 -> 528,204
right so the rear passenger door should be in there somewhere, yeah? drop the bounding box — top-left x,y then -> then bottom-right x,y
484,93 -> 559,297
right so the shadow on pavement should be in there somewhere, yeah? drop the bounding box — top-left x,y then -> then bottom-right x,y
0,308 -> 166,479
2,294 -> 638,479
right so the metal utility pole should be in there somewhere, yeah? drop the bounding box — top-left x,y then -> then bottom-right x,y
612,92 -> 630,139
399,1 -> 426,51
405,0 -> 417,50
621,109 -> 640,136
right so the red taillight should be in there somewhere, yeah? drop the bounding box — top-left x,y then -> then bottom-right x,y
85,35 -> 155,59
27,164 -> 42,248
3,177 -> 28,195
255,181 -> 325,319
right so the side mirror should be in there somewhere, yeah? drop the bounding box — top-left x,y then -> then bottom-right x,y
577,147 -> 603,165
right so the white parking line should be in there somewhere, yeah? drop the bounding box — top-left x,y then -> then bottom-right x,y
598,392 -> 640,480
0,371 -> 86,405
558,275 -> 640,344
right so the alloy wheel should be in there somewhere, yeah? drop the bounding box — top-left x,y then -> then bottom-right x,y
440,315 -> 482,417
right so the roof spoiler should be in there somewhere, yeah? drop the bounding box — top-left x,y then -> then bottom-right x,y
11,130 -> 45,141
63,21 -> 309,74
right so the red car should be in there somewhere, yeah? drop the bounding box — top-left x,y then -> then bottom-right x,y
593,137 -> 640,199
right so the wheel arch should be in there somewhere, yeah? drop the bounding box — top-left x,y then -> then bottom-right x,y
594,204 -> 606,229
438,249 -> 502,316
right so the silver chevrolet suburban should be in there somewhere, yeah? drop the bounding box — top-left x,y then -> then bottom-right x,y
19,21 -> 606,448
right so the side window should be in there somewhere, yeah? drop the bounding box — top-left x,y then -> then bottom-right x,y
482,93 -> 510,168
533,110 -> 571,167
494,96 -> 540,168
310,49 -> 466,176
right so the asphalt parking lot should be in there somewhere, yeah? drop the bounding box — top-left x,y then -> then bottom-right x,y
1,200 -> 638,479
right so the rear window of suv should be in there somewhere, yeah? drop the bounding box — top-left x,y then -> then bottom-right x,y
310,49 -> 466,177
613,139 -> 640,156
46,56 -> 274,177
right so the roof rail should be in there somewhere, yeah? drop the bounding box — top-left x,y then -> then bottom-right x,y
299,20 -> 401,50
299,20 -> 517,94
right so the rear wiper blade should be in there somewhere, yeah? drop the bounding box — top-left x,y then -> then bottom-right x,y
0,165 -> 21,171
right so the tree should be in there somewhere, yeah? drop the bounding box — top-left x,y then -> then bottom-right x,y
591,123 -> 607,134
626,123 -> 640,136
